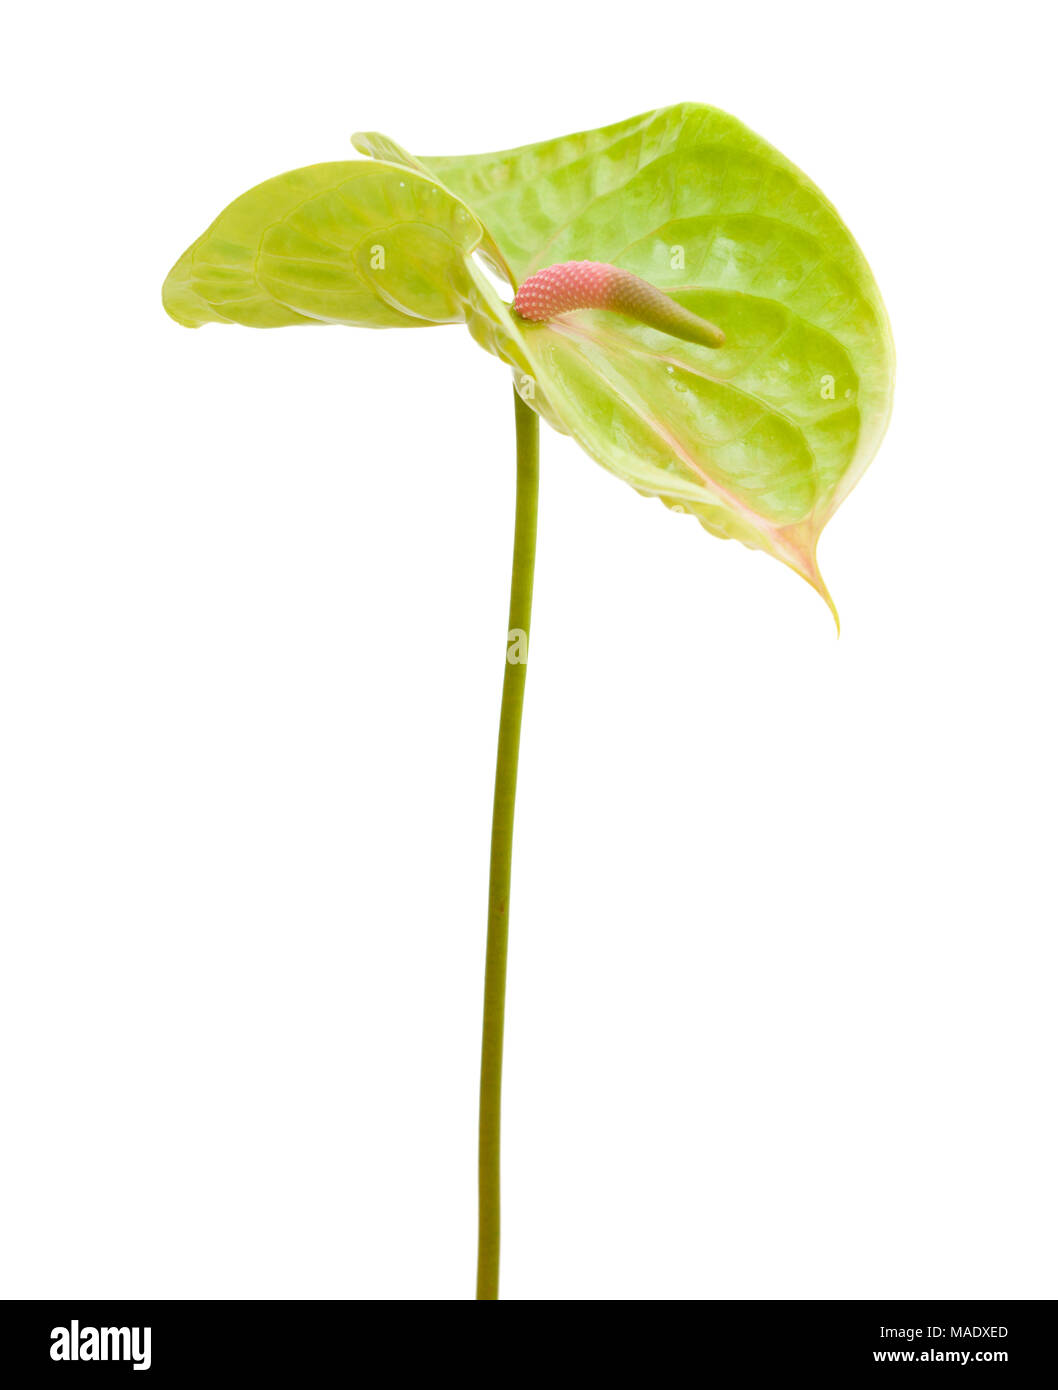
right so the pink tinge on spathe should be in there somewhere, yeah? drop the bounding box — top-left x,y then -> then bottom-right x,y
512,261 -> 619,320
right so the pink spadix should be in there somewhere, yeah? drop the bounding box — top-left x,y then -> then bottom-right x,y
513,261 -> 724,349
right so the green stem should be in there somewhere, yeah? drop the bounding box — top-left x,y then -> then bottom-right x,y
476,387 -> 539,1300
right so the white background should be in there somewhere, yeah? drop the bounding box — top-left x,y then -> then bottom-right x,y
2,2 -> 1054,1301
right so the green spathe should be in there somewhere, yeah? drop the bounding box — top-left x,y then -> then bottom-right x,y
164,103 -> 894,618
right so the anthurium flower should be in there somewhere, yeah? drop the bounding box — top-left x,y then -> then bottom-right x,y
163,105 -> 894,1300
164,103 -> 894,619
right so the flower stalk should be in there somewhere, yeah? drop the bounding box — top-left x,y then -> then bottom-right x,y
476,386 -> 539,1300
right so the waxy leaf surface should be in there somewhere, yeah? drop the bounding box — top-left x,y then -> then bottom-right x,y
166,105 -> 895,612
163,161 -> 487,329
